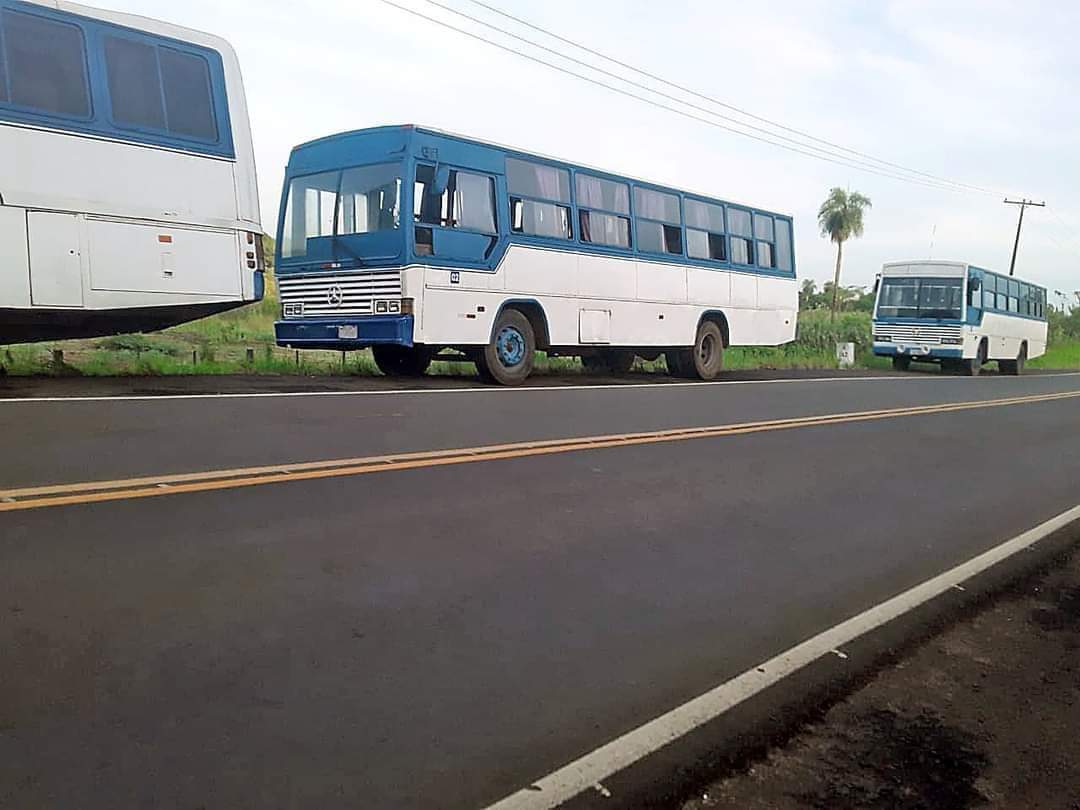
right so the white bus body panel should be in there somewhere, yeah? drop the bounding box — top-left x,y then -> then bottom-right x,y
409,245 -> 797,349
86,219 -> 242,297
971,313 -> 1047,361
0,206 -> 30,307
28,211 -> 83,307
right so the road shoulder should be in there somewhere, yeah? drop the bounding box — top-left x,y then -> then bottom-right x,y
681,546 -> 1080,809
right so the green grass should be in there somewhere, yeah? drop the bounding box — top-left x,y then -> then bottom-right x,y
1029,342 -> 1080,370
3,299 -> 1077,378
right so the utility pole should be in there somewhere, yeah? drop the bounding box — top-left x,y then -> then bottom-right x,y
1004,198 -> 1046,276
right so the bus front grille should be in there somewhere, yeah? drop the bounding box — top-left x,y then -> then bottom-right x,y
872,325 -> 963,344
278,271 -> 402,317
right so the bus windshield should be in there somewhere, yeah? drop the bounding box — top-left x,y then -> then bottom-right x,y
877,277 -> 964,320
281,163 -> 401,259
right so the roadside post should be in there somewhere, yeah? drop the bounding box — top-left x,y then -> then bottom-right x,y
836,342 -> 856,369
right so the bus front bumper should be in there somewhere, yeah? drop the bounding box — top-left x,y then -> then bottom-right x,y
873,343 -> 963,360
275,315 -> 414,349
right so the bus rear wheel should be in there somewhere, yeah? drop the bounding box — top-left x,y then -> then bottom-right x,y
665,350 -> 691,378
1000,344 -> 1027,376
892,356 -> 912,372
689,321 -> 725,380
372,345 -> 433,377
477,309 -> 535,386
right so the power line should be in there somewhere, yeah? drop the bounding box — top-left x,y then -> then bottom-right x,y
463,0 -> 1003,197
1047,207 -> 1080,249
376,0 -> 991,194
418,0 -> 985,193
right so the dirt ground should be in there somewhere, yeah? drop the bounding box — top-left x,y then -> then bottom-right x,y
680,550 -> 1080,810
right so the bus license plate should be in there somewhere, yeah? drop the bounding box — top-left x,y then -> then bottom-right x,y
338,325 -> 358,339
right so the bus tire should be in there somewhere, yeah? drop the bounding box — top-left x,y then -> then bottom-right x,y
960,341 -> 987,376
690,321 -> 725,380
372,345 -> 432,377
477,309 -> 535,386
1001,343 -> 1027,376
665,349 -> 691,378
892,356 -> 912,372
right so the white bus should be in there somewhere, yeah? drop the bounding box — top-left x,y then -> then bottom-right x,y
872,260 -> 1048,375
0,0 -> 263,344
274,126 -> 798,385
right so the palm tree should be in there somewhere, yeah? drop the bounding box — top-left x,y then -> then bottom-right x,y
818,188 -> 872,319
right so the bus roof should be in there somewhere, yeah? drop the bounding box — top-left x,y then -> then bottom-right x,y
289,124 -> 794,221
882,260 -> 1046,290
25,0 -> 239,61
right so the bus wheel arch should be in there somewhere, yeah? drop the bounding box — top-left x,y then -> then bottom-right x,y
697,310 -> 731,350
493,300 -> 550,352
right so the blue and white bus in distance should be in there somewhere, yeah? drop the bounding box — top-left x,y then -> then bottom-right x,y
274,125 -> 798,385
872,260 -> 1047,375
0,0 -> 263,344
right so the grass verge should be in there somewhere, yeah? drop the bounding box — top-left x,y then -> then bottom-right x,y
0,301 -> 1073,378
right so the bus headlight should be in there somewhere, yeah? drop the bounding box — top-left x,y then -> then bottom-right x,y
941,338 -> 963,345
874,335 -> 890,343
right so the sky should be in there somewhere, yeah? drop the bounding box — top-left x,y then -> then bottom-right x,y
103,0 -> 1080,297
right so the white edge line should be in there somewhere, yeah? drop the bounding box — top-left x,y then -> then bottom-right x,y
483,501 -> 1080,810
1,372 -> 1078,404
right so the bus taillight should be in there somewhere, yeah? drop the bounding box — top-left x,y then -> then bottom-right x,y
245,232 -> 265,271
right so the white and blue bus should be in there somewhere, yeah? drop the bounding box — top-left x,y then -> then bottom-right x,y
0,0 -> 263,344
274,125 -> 797,384
872,260 -> 1048,375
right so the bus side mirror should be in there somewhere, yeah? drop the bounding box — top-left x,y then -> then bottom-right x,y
433,166 -> 451,196
969,277 -> 981,292
873,277 -> 880,295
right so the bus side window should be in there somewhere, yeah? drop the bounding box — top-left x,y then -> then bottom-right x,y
3,10 -> 91,118
414,165 -> 496,234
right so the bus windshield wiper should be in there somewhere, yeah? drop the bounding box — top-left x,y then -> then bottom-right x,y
331,235 -> 365,267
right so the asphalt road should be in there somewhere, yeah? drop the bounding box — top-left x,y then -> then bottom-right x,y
2,372 -> 1080,809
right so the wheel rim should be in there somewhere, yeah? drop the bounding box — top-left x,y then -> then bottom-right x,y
496,326 -> 526,367
698,333 -> 717,367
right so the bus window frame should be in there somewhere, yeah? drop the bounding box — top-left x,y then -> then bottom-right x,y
0,0 -> 235,158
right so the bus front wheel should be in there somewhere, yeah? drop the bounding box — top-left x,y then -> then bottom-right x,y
372,345 -> 432,377
477,310 -> 535,386
960,342 -> 988,376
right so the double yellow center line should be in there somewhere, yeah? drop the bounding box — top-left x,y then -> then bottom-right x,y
3,389 -> 1078,514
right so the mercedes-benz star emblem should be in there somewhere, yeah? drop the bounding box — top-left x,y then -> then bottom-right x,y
326,285 -> 344,307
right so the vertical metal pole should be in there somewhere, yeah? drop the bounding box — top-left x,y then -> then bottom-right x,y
1009,202 -> 1026,277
